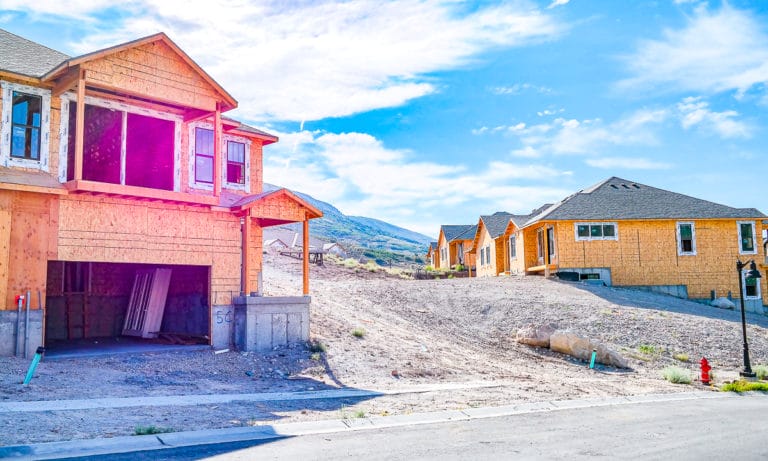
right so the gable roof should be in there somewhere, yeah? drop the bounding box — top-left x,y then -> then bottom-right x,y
526,176 -> 765,225
0,29 -> 69,77
440,224 -> 476,242
479,212 -> 513,239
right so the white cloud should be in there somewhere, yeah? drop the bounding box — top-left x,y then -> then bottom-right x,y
264,129 -> 571,235
511,146 -> 541,158
676,97 -> 751,139
537,108 -> 563,116
4,0 -> 563,122
547,0 -> 570,9
490,83 -> 553,95
620,5 -> 768,98
585,157 -> 672,170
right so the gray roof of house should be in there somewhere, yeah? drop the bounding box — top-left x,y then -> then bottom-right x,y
527,176 -> 765,224
429,241 -> 438,251
0,29 -> 69,77
480,212 -> 513,238
453,225 -> 478,241
441,224 -> 476,242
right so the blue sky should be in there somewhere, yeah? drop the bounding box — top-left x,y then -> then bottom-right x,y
2,0 -> 767,237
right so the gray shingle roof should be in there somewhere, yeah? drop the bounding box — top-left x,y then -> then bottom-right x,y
441,224 -> 475,242
527,177 -> 765,224
480,212 -> 513,238
0,29 -> 69,77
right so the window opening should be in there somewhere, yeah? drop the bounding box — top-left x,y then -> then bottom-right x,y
226,141 -> 246,184
11,91 -> 42,160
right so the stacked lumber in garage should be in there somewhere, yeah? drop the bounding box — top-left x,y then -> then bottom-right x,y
122,268 -> 172,338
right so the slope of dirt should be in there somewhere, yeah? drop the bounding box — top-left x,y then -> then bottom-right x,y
1,254 -> 766,445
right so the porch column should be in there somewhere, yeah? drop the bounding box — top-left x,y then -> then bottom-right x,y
303,213 -> 310,295
213,104 -> 222,197
543,227 -> 550,278
74,69 -> 86,181
241,213 -> 251,295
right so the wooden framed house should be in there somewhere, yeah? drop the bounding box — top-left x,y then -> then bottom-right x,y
0,29 -> 322,357
518,177 -> 767,313
471,212 -> 515,277
426,241 -> 439,268
436,224 -> 476,270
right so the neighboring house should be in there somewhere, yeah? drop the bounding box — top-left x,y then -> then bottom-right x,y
323,242 -> 346,258
426,242 -> 439,268
437,224 -> 476,270
0,29 -> 323,357
264,238 -> 289,252
471,212 -> 514,277
501,204 -> 552,275
519,177 -> 767,313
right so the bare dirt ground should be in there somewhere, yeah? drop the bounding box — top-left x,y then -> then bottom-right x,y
2,253 -> 767,446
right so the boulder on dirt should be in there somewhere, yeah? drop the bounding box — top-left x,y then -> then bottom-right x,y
710,297 -> 736,310
549,330 -> 629,369
516,323 -> 557,348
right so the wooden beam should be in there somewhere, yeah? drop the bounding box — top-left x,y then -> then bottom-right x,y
52,68 -> 81,97
213,105 -> 222,197
74,70 -> 86,181
183,109 -> 215,123
242,214 -> 251,295
303,215 -> 310,295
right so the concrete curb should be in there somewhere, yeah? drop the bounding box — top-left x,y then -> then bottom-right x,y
0,391 -> 740,460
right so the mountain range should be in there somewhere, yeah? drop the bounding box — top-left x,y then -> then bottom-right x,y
264,184 -> 433,265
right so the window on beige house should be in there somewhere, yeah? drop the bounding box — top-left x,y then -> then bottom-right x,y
738,221 -> 756,254
676,222 -> 696,255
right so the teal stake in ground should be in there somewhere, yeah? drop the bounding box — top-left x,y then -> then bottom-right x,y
23,347 -> 45,385
589,349 -> 597,369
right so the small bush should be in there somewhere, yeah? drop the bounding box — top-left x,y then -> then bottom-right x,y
424,265 -> 434,271
454,264 -> 464,271
638,344 -> 657,355
352,328 -> 366,338
353,410 -> 366,418
310,352 -> 321,361
342,258 -> 359,268
673,353 -> 689,362
721,379 -> 768,392
134,425 -> 174,436
308,339 -> 327,353
754,365 -> 768,380
662,366 -> 692,384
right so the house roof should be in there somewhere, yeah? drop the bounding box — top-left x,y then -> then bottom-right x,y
480,212 -> 514,239
440,224 -> 476,242
223,117 -> 278,144
526,176 -> 766,225
0,29 -> 69,78
229,188 -> 323,219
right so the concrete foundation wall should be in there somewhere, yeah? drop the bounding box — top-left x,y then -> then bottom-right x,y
0,309 -> 43,358
233,296 -> 310,352
211,304 -> 235,350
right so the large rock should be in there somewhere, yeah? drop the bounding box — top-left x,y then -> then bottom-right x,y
549,330 -> 629,369
516,323 -> 557,348
711,297 -> 736,310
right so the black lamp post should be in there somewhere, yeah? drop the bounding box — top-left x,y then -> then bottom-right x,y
736,259 -> 761,378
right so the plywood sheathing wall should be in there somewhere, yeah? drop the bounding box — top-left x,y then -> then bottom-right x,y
56,194 -> 241,306
82,40 -> 221,111
0,191 -> 57,310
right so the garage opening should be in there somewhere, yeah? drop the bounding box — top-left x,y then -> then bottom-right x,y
44,261 -> 210,357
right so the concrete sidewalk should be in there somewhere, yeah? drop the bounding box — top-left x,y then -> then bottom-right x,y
0,391 -> 729,460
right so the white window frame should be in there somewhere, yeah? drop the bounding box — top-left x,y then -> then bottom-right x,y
509,234 -> 517,260
59,93 -> 182,190
742,270 -> 762,300
480,247 -> 485,266
737,221 -> 757,255
188,121 -> 251,193
485,245 -> 491,266
574,222 -> 618,241
676,222 -> 697,256
1,81 -> 51,171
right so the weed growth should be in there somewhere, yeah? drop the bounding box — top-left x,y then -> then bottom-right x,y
134,425 -> 174,436
661,366 -> 692,384
673,353 -> 689,362
352,328 -> 366,338
721,379 -> 768,392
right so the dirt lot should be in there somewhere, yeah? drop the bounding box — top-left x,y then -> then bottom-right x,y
2,253 -> 767,446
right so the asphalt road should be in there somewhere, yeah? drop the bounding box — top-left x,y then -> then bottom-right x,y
66,394 -> 768,460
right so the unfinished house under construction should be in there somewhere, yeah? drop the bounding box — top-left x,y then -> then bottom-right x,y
0,29 -> 321,357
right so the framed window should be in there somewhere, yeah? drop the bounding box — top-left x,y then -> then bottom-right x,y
742,270 -> 761,299
509,235 -> 517,260
194,127 -> 214,184
485,245 -> 491,266
226,140 -> 246,184
738,221 -> 756,254
676,222 -> 696,256
1,81 -> 51,171
480,248 -> 485,266
575,222 -> 618,241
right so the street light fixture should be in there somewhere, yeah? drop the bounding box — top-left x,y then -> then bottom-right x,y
736,259 -> 761,378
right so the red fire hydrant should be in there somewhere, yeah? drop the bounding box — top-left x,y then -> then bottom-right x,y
700,357 -> 711,385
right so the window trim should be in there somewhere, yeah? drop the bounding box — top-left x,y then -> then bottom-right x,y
480,247 -> 485,266
485,244 -> 491,267
188,121 -> 251,192
1,81 -> 51,171
737,221 -> 757,255
574,222 -> 618,241
509,234 -> 517,260
676,221 -> 697,256
58,93 -> 182,190
742,270 -> 762,300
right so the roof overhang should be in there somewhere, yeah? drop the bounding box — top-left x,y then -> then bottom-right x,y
231,188 -> 323,227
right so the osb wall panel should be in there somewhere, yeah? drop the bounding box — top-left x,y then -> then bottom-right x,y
0,194 -> 10,310
56,195 -> 243,306
250,194 -> 306,222
83,40 -> 220,111
554,219 -> 767,301
3,192 -> 54,310
437,233 -> 449,270
247,223 -> 263,293
250,141 -> 264,194
523,225 -> 544,270
476,226 -> 496,277
503,227 -> 526,275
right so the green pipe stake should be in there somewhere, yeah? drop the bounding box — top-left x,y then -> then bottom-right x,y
23,347 -> 45,385
589,349 -> 597,369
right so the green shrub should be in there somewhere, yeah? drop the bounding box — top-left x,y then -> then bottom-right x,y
721,379 -> 768,392
424,265 -> 434,271
662,366 -> 691,384
673,353 -> 689,362
343,258 -> 359,268
134,425 -> 174,436
352,328 -> 366,338
638,344 -> 657,355
308,339 -> 327,353
754,365 -> 768,380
